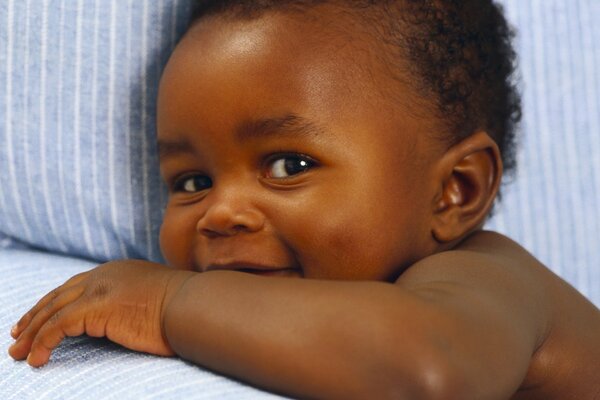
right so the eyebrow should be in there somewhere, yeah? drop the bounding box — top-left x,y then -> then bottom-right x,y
158,114 -> 324,161
157,138 -> 195,161
236,114 -> 324,142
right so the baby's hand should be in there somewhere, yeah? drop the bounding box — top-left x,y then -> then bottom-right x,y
8,260 -> 194,367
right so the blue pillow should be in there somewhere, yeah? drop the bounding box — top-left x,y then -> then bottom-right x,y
486,0 -> 600,305
0,1 -> 193,262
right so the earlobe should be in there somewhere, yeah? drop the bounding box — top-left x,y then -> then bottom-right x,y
431,131 -> 502,244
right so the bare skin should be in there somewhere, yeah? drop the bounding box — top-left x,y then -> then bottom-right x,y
9,6 -> 600,400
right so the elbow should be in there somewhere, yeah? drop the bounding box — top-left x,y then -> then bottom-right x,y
345,305 -> 472,399
376,359 -> 469,400
366,346 -> 470,400
412,358 -> 469,400
379,330 -> 471,397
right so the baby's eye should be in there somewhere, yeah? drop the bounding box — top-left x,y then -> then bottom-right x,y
265,155 -> 316,179
173,175 -> 212,193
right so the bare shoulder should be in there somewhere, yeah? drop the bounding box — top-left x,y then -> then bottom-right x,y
398,230 -> 547,289
397,230 -> 600,399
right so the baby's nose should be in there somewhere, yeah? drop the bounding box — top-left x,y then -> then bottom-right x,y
196,192 -> 265,238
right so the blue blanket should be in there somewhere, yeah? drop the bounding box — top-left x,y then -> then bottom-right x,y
0,249 -> 287,399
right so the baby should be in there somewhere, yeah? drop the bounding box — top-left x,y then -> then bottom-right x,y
8,1 -> 600,399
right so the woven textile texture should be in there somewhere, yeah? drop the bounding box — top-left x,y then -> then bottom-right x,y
0,1 -> 193,262
0,249 -> 288,399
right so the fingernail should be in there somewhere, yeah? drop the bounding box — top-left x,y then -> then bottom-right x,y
11,325 -> 18,336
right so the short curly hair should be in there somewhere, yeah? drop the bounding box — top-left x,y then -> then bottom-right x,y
189,0 -> 522,189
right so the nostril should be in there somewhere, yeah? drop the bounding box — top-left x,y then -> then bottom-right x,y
200,224 -> 247,238
196,205 -> 265,237
200,228 -> 222,238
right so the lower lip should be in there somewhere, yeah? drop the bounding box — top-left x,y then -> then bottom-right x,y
246,269 -> 302,278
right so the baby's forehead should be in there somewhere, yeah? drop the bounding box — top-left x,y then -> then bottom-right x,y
188,3 -> 409,77
252,9 -> 418,102
159,4 -> 445,160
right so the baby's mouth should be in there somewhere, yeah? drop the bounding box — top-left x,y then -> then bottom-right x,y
193,239 -> 302,277
238,267 -> 303,278
202,262 -> 303,278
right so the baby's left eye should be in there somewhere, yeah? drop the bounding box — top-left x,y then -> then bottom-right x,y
265,155 -> 316,179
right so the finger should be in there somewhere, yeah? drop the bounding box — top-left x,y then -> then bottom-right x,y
11,288 -> 61,340
8,286 -> 84,361
27,304 -> 86,368
11,272 -> 88,339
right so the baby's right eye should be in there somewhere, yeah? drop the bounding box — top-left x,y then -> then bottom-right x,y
172,174 -> 212,193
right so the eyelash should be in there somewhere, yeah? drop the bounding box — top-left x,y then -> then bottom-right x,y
169,153 -> 318,194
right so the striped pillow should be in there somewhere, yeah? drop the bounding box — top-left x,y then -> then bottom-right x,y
485,0 -> 600,305
0,1 -> 193,262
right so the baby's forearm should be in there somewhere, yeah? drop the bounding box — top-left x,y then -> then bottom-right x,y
163,270 -> 452,400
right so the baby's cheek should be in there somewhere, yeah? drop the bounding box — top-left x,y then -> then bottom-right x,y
307,206 -> 404,280
297,213 -> 369,279
159,209 -> 195,270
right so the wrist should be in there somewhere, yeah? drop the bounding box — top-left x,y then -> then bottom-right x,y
160,270 -> 197,353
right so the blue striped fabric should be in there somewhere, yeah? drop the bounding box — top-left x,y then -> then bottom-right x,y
0,249 -> 288,399
0,0 -> 194,263
486,0 -> 600,306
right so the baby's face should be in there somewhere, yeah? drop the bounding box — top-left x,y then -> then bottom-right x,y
158,7 -> 446,280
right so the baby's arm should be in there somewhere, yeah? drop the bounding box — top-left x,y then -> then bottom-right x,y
163,231 -> 548,399
9,261 -> 194,364
9,231 -> 549,400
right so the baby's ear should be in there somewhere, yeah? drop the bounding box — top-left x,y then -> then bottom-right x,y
431,131 -> 502,244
